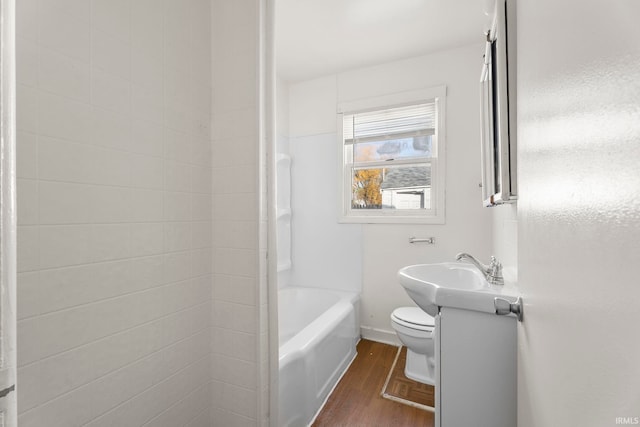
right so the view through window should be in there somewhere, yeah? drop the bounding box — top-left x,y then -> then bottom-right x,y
340,96 -> 444,223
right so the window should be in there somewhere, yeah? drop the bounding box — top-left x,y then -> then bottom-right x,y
338,87 -> 446,223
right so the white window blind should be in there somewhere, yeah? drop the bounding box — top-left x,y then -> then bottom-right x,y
343,101 -> 436,144
337,86 -> 446,224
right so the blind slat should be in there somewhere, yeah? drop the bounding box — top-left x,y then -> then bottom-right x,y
343,101 -> 436,142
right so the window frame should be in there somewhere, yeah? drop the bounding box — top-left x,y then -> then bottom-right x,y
337,86 -> 447,224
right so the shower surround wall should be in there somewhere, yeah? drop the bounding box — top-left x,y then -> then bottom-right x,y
210,0 -> 268,425
275,78 -> 291,289
16,0 -> 214,425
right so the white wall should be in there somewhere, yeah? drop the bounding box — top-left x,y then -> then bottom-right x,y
493,204 -> 518,282
512,1 -> 640,425
276,78 -> 290,151
288,76 -> 364,293
16,0 -> 213,425
210,0 -> 268,425
288,44 -> 493,343
275,78 -> 292,289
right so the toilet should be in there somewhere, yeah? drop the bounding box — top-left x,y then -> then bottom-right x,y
390,306 -> 435,385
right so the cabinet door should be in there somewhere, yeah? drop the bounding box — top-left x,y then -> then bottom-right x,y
439,307 -> 516,427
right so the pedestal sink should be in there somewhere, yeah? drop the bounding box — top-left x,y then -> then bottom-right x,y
397,261 -> 520,427
397,262 -> 517,316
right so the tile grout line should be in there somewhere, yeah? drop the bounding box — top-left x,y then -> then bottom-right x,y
18,330 -> 212,418
18,300 -> 211,370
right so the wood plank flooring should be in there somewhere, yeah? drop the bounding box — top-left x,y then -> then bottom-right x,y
382,346 -> 435,409
312,339 -> 434,427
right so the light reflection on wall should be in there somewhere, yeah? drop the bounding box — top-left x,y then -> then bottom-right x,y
518,57 -> 640,220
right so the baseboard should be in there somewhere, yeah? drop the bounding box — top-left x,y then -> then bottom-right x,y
360,326 -> 401,346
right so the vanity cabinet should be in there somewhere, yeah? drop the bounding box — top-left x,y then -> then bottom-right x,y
434,307 -> 517,427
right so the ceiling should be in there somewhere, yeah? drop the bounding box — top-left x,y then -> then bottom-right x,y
276,0 -> 493,83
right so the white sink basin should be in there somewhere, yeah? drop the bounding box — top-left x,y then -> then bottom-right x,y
398,262 -> 517,316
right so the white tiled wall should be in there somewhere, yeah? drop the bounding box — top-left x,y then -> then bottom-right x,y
16,0 -> 213,425
210,0 -> 266,425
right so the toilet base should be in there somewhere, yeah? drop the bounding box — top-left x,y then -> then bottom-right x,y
404,348 -> 435,386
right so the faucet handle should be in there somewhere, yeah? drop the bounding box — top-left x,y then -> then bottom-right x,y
487,256 -> 504,285
494,297 -> 523,321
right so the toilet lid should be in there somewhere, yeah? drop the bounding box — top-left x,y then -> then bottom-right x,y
392,307 -> 435,327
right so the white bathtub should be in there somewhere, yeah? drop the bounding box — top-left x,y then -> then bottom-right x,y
278,287 -> 360,427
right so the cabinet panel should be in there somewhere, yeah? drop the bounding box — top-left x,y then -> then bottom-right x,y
438,307 -> 516,427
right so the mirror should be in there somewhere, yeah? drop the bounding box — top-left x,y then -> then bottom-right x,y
480,0 -> 517,206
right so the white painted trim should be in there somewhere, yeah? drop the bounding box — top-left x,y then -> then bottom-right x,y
0,0 -> 17,424
360,326 -> 402,346
337,86 -> 446,114
337,86 -> 447,225
263,1 -> 280,427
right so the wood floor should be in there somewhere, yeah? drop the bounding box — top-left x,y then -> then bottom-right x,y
312,339 -> 435,427
382,346 -> 435,409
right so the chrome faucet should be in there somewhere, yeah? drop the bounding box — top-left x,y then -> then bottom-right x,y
455,253 -> 504,285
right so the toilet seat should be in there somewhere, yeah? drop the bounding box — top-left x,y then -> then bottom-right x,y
391,307 -> 435,331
